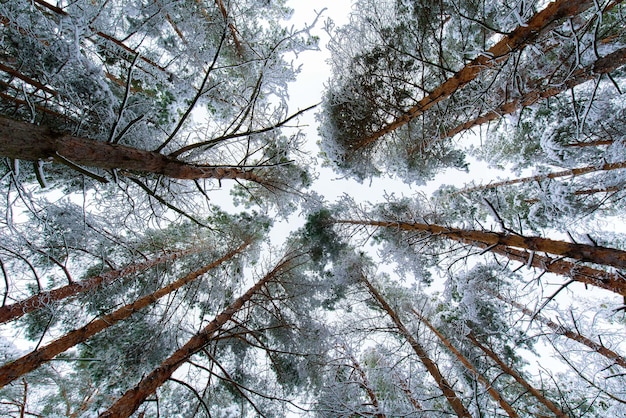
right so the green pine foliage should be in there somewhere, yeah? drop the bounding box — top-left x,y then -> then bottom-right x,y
1,0 -> 625,416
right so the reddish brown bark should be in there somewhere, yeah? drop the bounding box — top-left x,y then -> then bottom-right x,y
212,0 -> 244,58
336,219 -> 626,269
99,251 -> 301,418
395,373 -> 423,411
486,245 -> 626,296
567,140 -> 616,148
343,348 -> 386,418
455,161 -> 626,195
466,332 -> 569,418
412,310 -> 519,418
0,244 -> 210,324
93,32 -> 172,76
0,91 -> 68,120
30,0 -> 172,77
0,62 -> 57,96
361,276 -> 471,417
490,291 -> 626,368
0,117 -> 266,184
442,47 -> 626,140
350,0 -> 595,153
0,240 -> 251,389
524,186 -> 622,203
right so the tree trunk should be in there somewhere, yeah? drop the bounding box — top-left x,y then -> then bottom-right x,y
0,240 -> 251,389
566,140 -> 616,148
486,244 -> 626,296
524,185 -> 622,204
0,62 -> 57,96
211,0 -> 244,58
442,47 -> 626,140
31,0 -> 173,77
466,332 -> 569,418
489,291 -> 626,368
335,219 -> 626,269
412,309 -> 519,418
350,0 -> 595,153
98,251 -> 300,418
343,347 -> 386,418
454,161 -> 626,195
0,117 -> 266,184
0,244 -> 210,324
361,276 -> 472,417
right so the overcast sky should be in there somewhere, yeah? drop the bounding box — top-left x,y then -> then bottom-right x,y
283,0 -> 515,209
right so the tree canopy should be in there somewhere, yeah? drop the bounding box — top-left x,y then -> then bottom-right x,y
1,0 -> 625,416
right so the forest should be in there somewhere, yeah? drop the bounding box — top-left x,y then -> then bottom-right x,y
0,0 -> 625,416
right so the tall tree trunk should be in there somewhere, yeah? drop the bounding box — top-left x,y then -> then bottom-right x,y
31,0 -> 173,77
488,291 -> 626,368
412,309 -> 520,418
466,332 -> 569,418
361,276 -> 472,417
335,219 -> 626,269
524,185 -> 622,203
453,161 -> 626,195
211,0 -> 244,58
350,0 -> 595,153
0,117 -> 266,184
0,240 -> 252,389
98,251 -> 301,418
343,347 -> 386,418
485,244 -> 626,296
442,47 -> 626,140
0,62 -> 57,96
566,139 -> 616,148
0,244 -> 210,324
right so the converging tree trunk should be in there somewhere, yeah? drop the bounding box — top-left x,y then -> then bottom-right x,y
453,161 -> 626,195
412,309 -> 520,418
335,219 -> 626,269
0,244 -> 211,324
0,117 -> 267,184
98,251 -> 302,418
343,347 -> 386,418
0,240 -> 251,389
361,275 -> 471,418
350,0 -> 595,152
466,332 -> 569,418
442,47 -> 626,140
489,291 -> 626,369
486,245 -> 626,296
524,186 -> 622,204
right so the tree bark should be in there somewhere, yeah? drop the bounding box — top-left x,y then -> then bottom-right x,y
566,140 -> 616,148
350,0 -> 595,153
489,291 -> 626,368
0,240 -> 251,389
343,348 -> 386,418
453,161 -> 626,195
31,0 -> 173,77
0,117 -> 266,184
442,47 -> 626,140
524,185 -> 622,204
412,310 -> 519,418
486,244 -> 626,296
361,276 -> 472,417
0,244 -> 211,324
99,251 -> 300,418
466,332 -> 569,418
335,219 -> 626,269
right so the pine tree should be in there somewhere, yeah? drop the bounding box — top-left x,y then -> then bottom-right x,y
361,274 -> 471,417
2,0 -> 625,416
0,239 -> 252,388
412,309 -> 520,417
